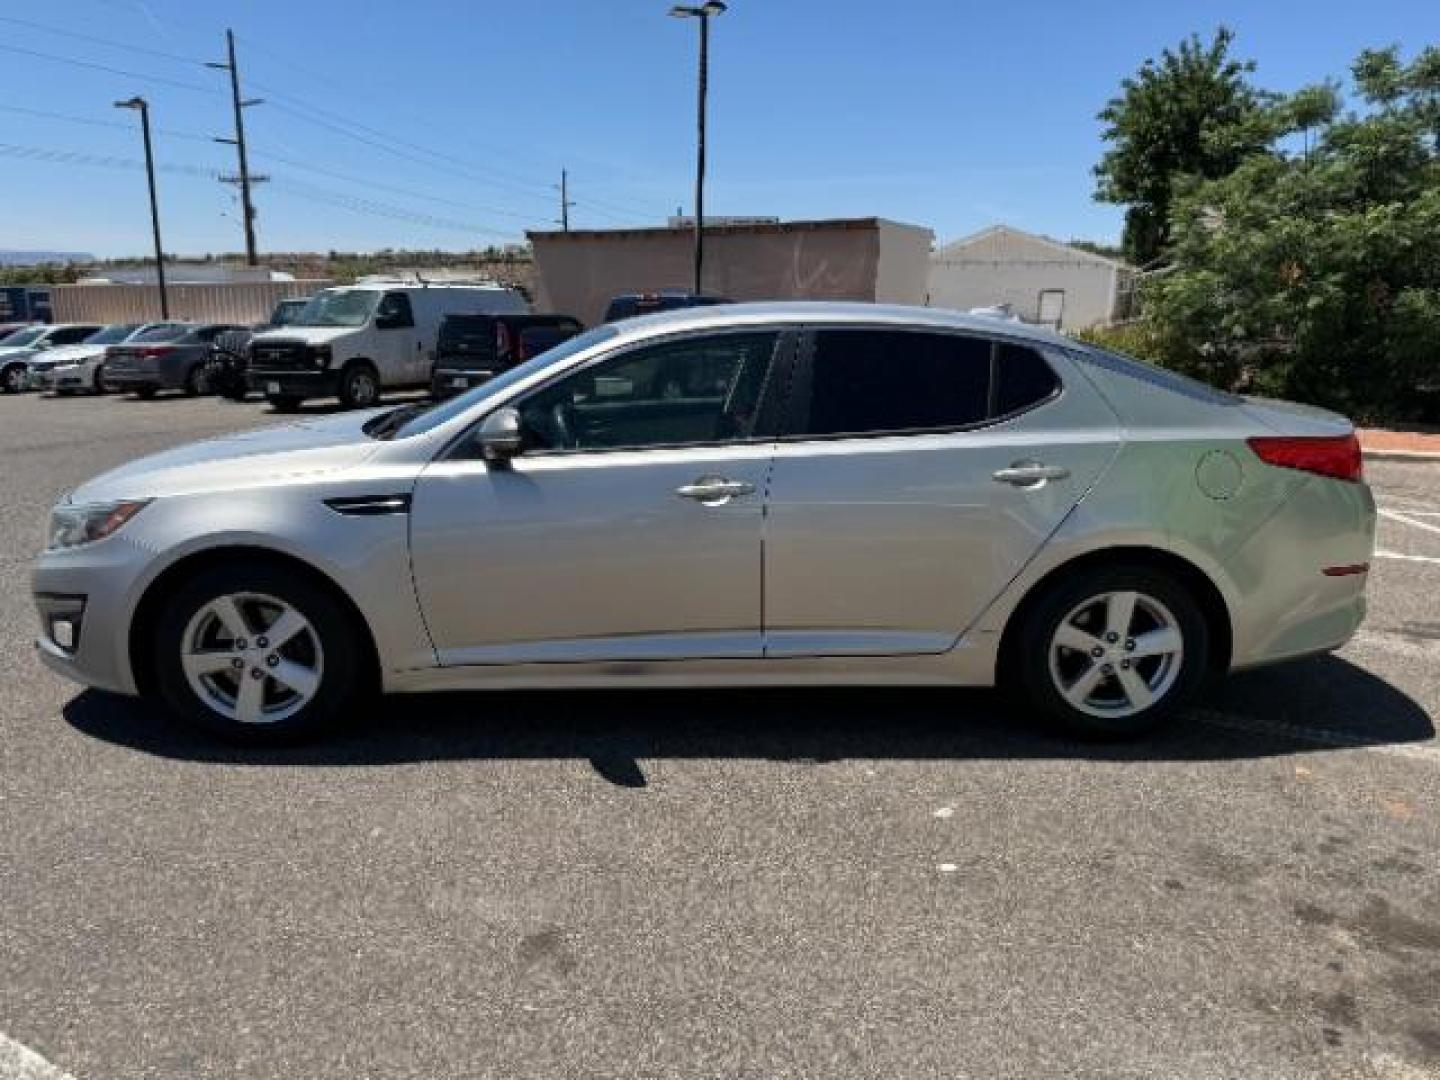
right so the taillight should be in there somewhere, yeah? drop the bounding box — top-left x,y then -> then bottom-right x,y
1246,434 -> 1363,482
139,346 -> 174,358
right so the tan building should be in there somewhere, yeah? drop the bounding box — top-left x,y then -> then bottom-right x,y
927,225 -> 1135,331
528,217 -> 933,325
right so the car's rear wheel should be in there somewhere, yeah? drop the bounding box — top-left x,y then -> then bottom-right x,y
153,561 -> 364,743
337,361 -> 380,409
1010,565 -> 1209,739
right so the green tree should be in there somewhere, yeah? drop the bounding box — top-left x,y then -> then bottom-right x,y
1095,28 -> 1276,264
1141,45 -> 1440,421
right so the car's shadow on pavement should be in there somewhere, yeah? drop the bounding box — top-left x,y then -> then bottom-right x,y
63,654 -> 1434,786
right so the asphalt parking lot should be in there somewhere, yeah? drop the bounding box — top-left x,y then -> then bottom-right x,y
1,391 -> 1437,1080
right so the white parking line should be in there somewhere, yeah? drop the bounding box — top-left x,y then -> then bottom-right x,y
0,1033 -> 75,1080
1375,550 -> 1440,565
1379,508 -> 1440,536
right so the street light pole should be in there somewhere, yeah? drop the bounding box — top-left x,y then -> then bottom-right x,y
114,96 -> 169,319
669,1 -> 726,295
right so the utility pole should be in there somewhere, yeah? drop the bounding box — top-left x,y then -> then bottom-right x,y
113,96 -> 169,319
208,29 -> 267,265
557,169 -> 574,232
669,2 -> 726,295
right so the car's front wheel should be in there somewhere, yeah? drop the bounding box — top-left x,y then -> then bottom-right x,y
337,362 -> 380,409
153,561 -> 364,742
1,364 -> 25,393
1010,565 -> 1209,739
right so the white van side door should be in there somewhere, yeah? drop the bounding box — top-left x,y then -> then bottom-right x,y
372,291 -> 418,386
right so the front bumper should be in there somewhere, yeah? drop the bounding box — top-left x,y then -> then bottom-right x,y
249,368 -> 337,400
32,536 -> 154,696
24,368 -> 56,391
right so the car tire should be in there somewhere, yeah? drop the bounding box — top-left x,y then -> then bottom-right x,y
1009,564 -> 1210,739
1,364 -> 24,393
337,361 -> 380,409
152,560 -> 365,744
184,365 -> 210,396
268,395 -> 302,413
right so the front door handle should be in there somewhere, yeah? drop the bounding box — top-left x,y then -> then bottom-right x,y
992,461 -> 1071,487
676,476 -> 756,506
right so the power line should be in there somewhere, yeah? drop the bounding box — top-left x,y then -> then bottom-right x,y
0,42 -> 218,94
0,141 -> 522,239
0,14 -> 201,67
1,16 -> 665,226
0,102 -> 215,143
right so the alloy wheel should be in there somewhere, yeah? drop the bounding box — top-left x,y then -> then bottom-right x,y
1046,589 -> 1184,719
180,592 -> 324,724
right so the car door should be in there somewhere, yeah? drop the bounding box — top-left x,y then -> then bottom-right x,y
763,326 -> 1119,658
409,328 -> 793,666
372,291 -> 416,386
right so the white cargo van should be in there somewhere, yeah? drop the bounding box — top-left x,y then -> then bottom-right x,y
246,282 -> 528,409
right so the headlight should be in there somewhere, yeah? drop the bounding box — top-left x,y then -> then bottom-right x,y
47,500 -> 150,551
311,345 -> 332,368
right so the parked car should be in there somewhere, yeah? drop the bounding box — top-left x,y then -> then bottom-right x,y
103,323 -> 246,398
247,282 -> 528,410
602,291 -> 730,322
32,302 -> 1375,745
430,312 -> 584,399
31,323 -> 151,393
0,324 -> 104,393
204,297 -> 315,402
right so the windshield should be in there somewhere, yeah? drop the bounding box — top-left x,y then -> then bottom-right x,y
293,289 -> 380,328
131,324 -> 190,344
84,324 -> 139,345
391,324 -> 621,439
272,300 -> 307,326
0,326 -> 46,347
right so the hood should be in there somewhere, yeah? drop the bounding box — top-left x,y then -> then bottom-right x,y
250,326 -> 360,347
42,344 -> 106,365
67,409 -> 388,503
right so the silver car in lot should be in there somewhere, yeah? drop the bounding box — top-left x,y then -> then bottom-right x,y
32,302 -> 1375,742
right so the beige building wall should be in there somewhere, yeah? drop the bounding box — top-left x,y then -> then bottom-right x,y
927,225 -> 1132,331
530,219 -> 932,326
49,280 -> 330,326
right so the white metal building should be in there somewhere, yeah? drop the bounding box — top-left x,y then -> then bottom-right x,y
926,225 -> 1135,331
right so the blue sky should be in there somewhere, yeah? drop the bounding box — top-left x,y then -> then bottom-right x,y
0,0 -> 1432,258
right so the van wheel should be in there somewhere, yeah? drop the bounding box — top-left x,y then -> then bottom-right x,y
337,362 -> 380,409
1008,565 -> 1209,739
152,560 -> 363,743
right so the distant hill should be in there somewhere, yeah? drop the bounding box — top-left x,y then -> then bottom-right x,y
0,250 -> 94,266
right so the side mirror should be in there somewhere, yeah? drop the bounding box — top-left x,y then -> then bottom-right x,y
477,406 -> 523,463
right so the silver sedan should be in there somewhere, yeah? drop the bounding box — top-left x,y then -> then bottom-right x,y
32,302 -> 1375,742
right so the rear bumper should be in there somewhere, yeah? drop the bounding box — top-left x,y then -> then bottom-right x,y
431,366 -> 497,399
1224,476 -> 1376,669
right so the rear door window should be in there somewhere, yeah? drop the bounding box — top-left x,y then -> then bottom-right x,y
794,329 -> 1059,437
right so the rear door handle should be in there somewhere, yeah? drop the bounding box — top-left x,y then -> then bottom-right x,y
992,461 -> 1071,487
676,476 -> 756,505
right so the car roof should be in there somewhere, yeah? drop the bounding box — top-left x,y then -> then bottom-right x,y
605,301 -> 1077,349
